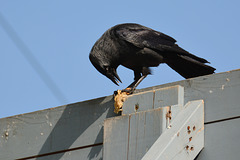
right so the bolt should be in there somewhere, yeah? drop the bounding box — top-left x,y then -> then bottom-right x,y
187,126 -> 191,134
189,137 -> 192,142
193,126 -> 196,131
166,110 -> 172,120
135,104 -> 139,111
190,146 -> 194,151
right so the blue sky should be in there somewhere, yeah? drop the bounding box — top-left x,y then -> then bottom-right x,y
0,1 -> 239,118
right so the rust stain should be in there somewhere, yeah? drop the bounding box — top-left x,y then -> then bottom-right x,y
193,126 -> 196,131
152,90 -> 155,109
190,146 -> 194,151
189,137 -> 192,142
135,104 -> 139,111
197,126 -> 204,133
177,132 -> 180,137
166,107 -> 172,120
166,106 -> 172,129
187,126 -> 191,134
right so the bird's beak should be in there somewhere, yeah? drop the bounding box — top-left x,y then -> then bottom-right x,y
109,69 -> 122,86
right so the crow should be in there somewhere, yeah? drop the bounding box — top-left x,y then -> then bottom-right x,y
89,23 -> 215,93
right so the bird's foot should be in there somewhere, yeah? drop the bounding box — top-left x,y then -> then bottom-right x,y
121,87 -> 135,95
113,88 -> 135,114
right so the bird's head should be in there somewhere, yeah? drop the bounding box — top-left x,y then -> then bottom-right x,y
89,53 -> 122,85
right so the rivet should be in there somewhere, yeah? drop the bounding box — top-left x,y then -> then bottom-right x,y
190,146 -> 194,151
193,126 -> 196,131
187,126 -> 191,134
189,137 -> 192,142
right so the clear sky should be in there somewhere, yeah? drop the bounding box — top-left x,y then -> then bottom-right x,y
0,1 -> 239,118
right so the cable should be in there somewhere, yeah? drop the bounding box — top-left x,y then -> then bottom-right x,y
0,11 -> 68,104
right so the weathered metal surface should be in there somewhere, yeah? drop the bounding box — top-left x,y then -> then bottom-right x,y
27,145 -> 103,160
153,85 -> 184,109
103,106 -> 181,160
0,69 -> 239,160
128,107 -> 167,160
103,115 -> 129,160
122,85 -> 184,115
142,100 -> 204,160
197,118 -> 240,160
122,90 -> 154,115
0,96 -> 116,160
137,69 -> 240,123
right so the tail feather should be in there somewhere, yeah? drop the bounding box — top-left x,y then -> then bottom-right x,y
165,55 -> 216,79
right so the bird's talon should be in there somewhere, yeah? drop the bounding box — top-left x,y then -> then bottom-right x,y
121,87 -> 134,95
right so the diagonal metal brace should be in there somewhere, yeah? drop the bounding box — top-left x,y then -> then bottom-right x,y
142,100 -> 204,160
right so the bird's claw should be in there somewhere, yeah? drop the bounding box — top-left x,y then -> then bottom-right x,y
113,87 -> 134,97
121,87 -> 135,95
113,88 -> 135,114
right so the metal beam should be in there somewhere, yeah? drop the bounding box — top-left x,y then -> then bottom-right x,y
142,100 -> 204,160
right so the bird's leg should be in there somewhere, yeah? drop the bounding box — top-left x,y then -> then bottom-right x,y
123,75 -> 147,94
122,67 -> 151,94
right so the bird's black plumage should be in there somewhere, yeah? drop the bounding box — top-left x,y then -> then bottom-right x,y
89,23 -> 215,93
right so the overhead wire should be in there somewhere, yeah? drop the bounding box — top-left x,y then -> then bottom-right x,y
0,11 -> 68,104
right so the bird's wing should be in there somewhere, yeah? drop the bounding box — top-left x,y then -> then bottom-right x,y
115,26 -> 208,63
115,26 -> 181,51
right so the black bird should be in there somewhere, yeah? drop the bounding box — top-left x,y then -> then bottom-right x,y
89,23 -> 215,93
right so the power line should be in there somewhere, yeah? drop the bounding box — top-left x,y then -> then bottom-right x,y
0,11 -> 68,104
